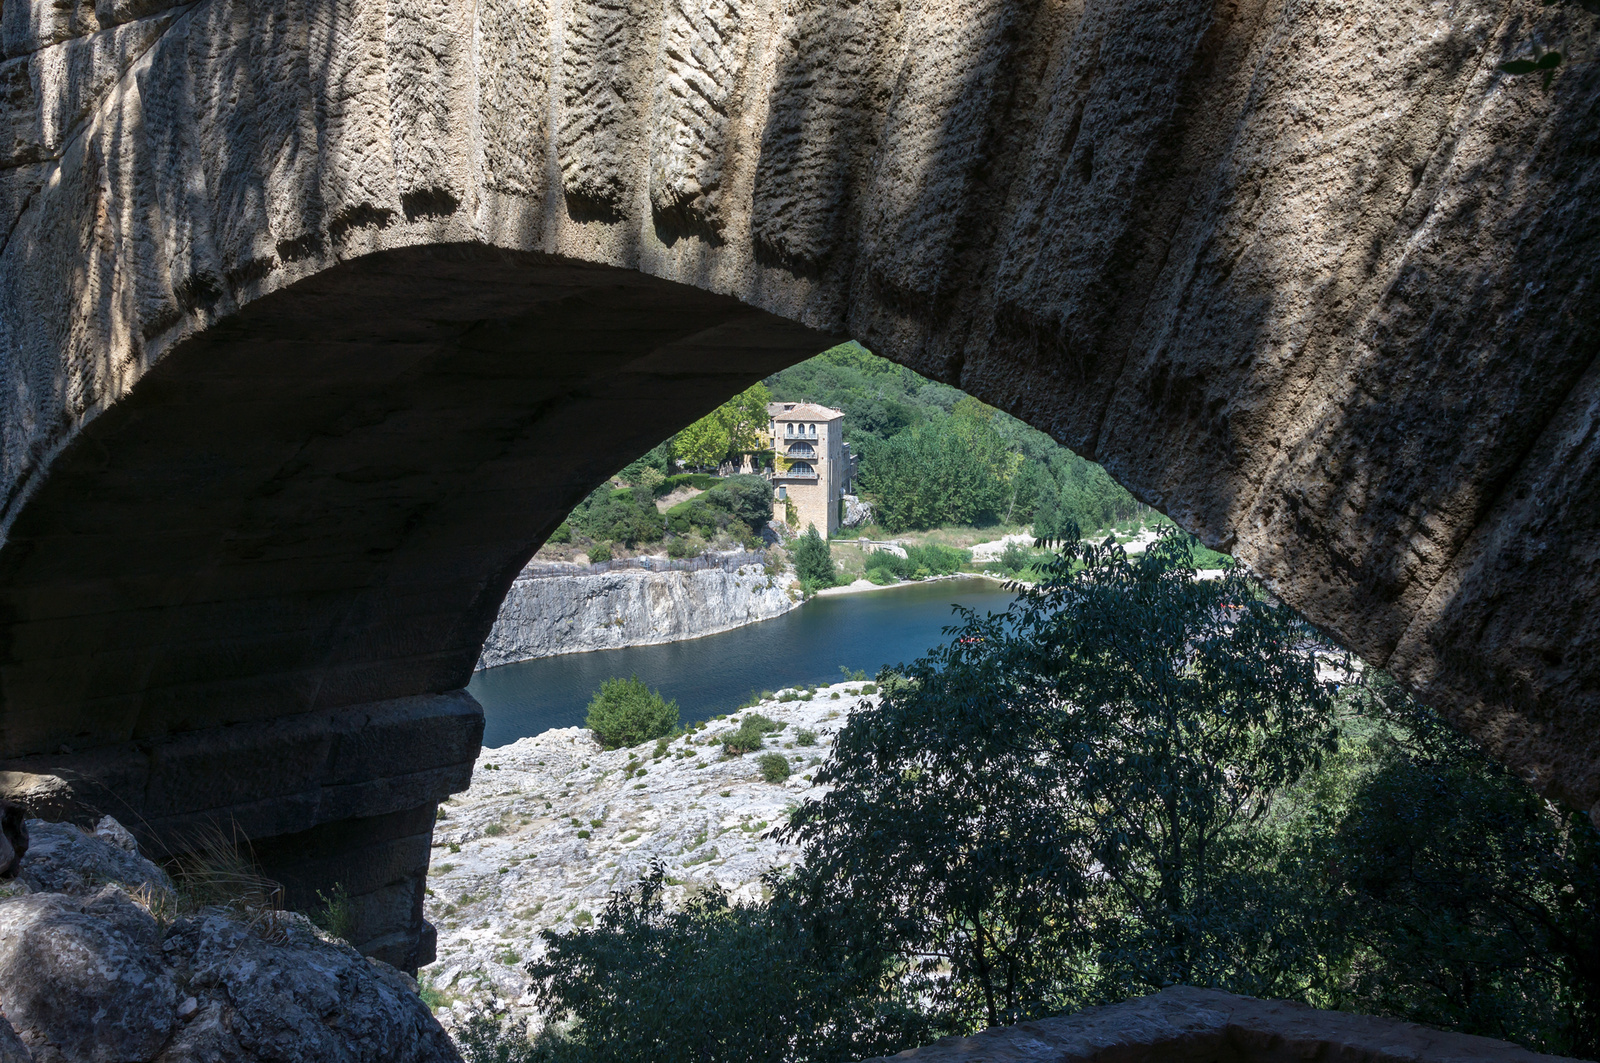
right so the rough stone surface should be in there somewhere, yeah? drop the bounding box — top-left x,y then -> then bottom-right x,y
477,555 -> 799,668
2,696 -> 482,970
861,985 -> 1586,1063
0,0 -> 1595,939
421,685 -> 863,1022
0,1016 -> 29,1063
0,820 -> 460,1063
14,819 -> 172,897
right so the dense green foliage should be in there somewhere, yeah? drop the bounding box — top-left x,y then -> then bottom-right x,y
675,384 -> 774,469
522,868 -> 939,1063
501,530 -> 1599,1062
584,677 -> 679,749
568,474 -> 772,549
559,342 -> 1155,556
664,474 -> 772,543
566,486 -> 664,547
792,529 -> 1338,1024
765,344 -> 1146,534
1266,680 -> 1600,1056
791,525 -> 837,590
862,543 -> 969,584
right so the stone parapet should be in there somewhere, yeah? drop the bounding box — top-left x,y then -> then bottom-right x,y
862,987 -> 1582,1063
0,691 -> 483,971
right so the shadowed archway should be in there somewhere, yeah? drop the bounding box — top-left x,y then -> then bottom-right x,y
1,0 -> 1597,967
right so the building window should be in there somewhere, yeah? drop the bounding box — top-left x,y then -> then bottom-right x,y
808,423 -> 816,437
777,486 -> 787,499
789,462 -> 816,477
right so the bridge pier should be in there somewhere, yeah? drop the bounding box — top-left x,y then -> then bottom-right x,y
0,691 -> 481,971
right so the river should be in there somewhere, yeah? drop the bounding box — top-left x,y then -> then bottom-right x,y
468,577 -> 1020,749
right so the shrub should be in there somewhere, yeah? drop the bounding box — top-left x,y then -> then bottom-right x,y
793,525 -> 837,588
667,535 -> 702,559
721,713 -> 784,754
568,484 -> 667,546
312,883 -> 354,941
548,522 -> 572,544
524,866 -> 937,1063
916,543 -> 969,573
795,729 -> 818,747
586,676 -> 680,749
758,753 -> 792,783
654,472 -> 720,496
864,549 -> 915,581
588,541 -> 614,563
666,474 -> 775,540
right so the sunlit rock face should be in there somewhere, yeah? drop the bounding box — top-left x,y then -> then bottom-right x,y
0,0 -> 1596,971
477,557 -> 800,668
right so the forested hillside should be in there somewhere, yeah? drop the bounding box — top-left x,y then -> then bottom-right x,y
765,343 -> 1147,534
564,342 -> 1149,548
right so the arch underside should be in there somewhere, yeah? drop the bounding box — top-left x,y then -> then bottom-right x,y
1,0 -> 1598,967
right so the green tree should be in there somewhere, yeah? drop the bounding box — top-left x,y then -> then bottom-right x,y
858,419 -> 1011,532
788,528 -> 1338,1025
585,676 -> 679,749
791,525 -> 837,590
525,865 -> 937,1063
1270,676 -> 1600,1056
674,384 -> 773,469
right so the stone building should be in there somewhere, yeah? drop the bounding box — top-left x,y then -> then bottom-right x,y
767,402 -> 856,536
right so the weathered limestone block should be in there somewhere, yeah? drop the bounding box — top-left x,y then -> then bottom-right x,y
0,14 -> 174,167
0,888 -> 177,1063
863,985 -> 1586,1063
476,0 -> 547,199
559,0 -> 650,208
0,821 -> 460,1063
648,0 -> 750,232
751,0 -> 903,270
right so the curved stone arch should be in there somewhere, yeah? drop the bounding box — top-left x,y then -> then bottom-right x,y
1,0 -> 1597,965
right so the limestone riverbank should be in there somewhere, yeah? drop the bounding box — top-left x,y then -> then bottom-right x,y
419,683 -> 874,1028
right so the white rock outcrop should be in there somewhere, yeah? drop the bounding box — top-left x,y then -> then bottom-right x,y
477,558 -> 800,668
0,821 -> 460,1063
421,684 -> 873,1020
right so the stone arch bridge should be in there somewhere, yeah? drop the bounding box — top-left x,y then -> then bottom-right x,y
0,0 -> 1596,968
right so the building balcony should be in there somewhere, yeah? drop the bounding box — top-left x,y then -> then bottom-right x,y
775,469 -> 819,481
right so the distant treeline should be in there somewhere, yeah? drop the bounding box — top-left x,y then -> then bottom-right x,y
765,343 -> 1147,535
563,342 -> 1150,548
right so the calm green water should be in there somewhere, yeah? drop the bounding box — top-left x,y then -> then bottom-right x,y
468,578 -> 1019,749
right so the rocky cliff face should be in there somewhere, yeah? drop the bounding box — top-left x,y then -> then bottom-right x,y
478,560 -> 800,669
0,818 -> 460,1063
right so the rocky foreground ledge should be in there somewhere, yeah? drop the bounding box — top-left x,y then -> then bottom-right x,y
0,818 -> 459,1063
421,683 -> 877,1025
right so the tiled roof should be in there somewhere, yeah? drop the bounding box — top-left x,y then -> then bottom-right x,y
767,401 -> 844,421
